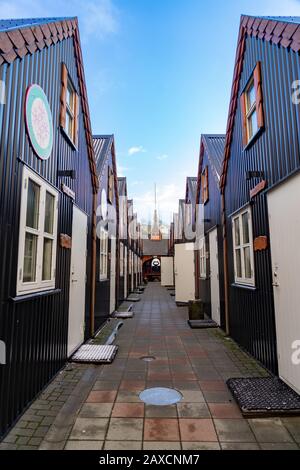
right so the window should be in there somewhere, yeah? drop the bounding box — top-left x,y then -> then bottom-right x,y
100,227 -> 108,280
199,237 -> 206,279
232,207 -> 255,286
60,63 -> 79,147
120,243 -> 124,277
240,62 -> 264,146
17,167 -> 58,294
201,167 -> 209,204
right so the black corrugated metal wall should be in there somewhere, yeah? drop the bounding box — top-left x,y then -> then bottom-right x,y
225,34 -> 300,373
0,37 -> 93,437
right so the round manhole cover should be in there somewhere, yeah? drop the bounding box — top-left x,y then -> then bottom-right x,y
139,387 -> 182,406
140,356 -> 156,362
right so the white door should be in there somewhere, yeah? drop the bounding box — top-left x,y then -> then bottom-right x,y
68,206 -> 87,357
174,243 -> 195,303
124,246 -> 128,298
161,257 -> 174,286
110,236 -> 116,313
209,228 -> 220,325
268,173 -> 300,394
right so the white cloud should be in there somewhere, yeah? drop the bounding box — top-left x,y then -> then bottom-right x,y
156,154 -> 168,160
128,146 -> 146,156
79,0 -> 119,40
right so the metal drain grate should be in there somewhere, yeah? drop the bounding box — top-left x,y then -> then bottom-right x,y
227,377 -> 300,417
71,344 -> 118,364
140,356 -> 156,362
139,387 -> 182,406
187,319 -> 218,329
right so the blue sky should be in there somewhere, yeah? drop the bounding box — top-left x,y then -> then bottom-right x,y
1,0 -> 300,224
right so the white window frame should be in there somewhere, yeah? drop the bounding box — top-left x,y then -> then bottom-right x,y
199,237 -> 206,279
120,242 -> 124,277
100,227 -> 108,281
17,167 -> 58,295
232,206 -> 255,286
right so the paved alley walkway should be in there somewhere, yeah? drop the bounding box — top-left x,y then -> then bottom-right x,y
2,284 -> 300,450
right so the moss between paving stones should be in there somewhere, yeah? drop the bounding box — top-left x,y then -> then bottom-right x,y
208,329 -> 269,377
90,319 -> 123,345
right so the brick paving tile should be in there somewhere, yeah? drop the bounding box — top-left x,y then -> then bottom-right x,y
180,390 -> 205,403
119,380 -> 145,391
104,441 -> 142,450
69,418 -> 109,440
106,418 -> 143,441
86,391 -> 117,403
177,403 -> 210,418
208,403 -> 242,419
259,442 -> 299,450
199,380 -> 227,391
248,418 -> 294,443
221,442 -> 260,450
79,403 -> 113,418
65,441 -> 103,450
145,405 -> 177,418
281,417 -> 300,443
182,442 -> 221,450
179,419 -> 218,442
143,441 -> 181,450
144,418 -> 180,441
111,403 -> 144,418
214,419 -> 256,442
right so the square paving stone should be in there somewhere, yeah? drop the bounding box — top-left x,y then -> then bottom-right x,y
281,417 -> 300,443
180,390 -> 205,403
173,381 -> 200,391
177,403 -> 210,418
179,419 -> 218,442
120,380 -> 145,391
220,442 -> 260,450
112,403 -> 144,418
116,391 -> 141,403
93,381 -> 120,391
104,441 -> 142,450
65,440 -> 103,450
106,418 -> 143,441
202,390 -> 234,403
144,418 -> 180,441
145,405 -> 177,418
259,442 -> 299,450
208,403 -> 242,418
214,419 -> 256,442
79,403 -> 113,418
70,418 -> 108,440
248,418 -> 294,443
182,442 -> 221,450
143,441 -> 181,450
86,391 -> 117,403
199,380 -> 227,391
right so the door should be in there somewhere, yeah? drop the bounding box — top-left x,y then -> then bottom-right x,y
161,257 -> 174,286
174,243 -> 195,303
209,228 -> 220,325
68,205 -> 87,357
124,246 -> 128,298
268,173 -> 300,394
110,236 -> 116,313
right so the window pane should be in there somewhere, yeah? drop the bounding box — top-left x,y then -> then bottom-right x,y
244,247 -> 252,279
235,249 -> 242,278
242,212 -> 250,244
247,82 -> 256,110
234,218 -> 240,246
66,83 -> 74,110
26,179 -> 40,229
42,237 -> 53,280
23,233 -> 38,282
44,191 -> 55,234
248,110 -> 258,139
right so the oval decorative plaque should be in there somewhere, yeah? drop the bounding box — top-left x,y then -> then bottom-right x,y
25,84 -> 53,160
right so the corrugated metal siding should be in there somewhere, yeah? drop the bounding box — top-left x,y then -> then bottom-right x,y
0,37 -> 93,436
225,35 -> 300,373
198,148 -> 225,327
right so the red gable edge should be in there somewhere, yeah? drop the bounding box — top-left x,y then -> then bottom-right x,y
0,18 -> 99,193
220,15 -> 300,193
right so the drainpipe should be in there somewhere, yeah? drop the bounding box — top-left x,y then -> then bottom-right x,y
221,192 -> 230,336
90,191 -> 97,337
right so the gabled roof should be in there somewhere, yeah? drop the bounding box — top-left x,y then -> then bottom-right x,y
220,14 -> 300,192
93,135 -> 114,175
196,134 -> 225,204
0,16 -> 98,191
117,177 -> 127,197
185,177 -> 198,204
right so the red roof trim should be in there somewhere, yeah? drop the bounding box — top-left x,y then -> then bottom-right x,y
220,15 -> 300,192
